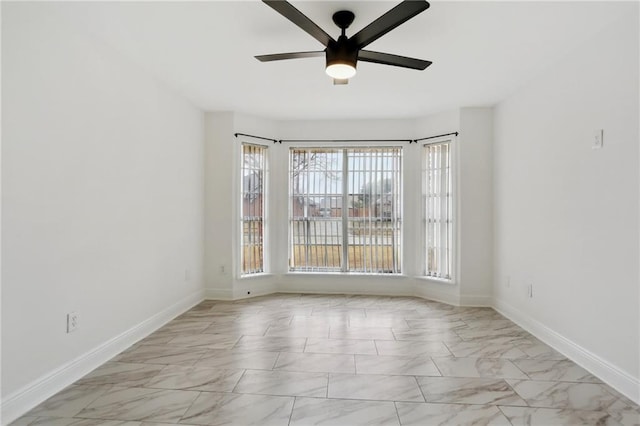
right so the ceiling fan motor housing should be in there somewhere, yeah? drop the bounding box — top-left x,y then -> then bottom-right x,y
326,35 -> 358,71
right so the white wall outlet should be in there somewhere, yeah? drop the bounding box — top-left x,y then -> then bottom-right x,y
592,129 -> 603,149
66,312 -> 79,333
527,283 -> 534,298
219,265 -> 226,275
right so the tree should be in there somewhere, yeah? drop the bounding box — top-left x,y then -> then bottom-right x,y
359,178 -> 393,206
290,149 -> 340,199
242,147 -> 265,199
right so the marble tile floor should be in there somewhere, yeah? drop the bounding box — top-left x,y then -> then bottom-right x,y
13,293 -> 640,426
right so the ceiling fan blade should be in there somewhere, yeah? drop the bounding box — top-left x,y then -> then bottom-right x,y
255,51 -> 325,62
358,50 -> 432,70
333,78 -> 349,85
351,0 -> 430,49
263,0 -> 335,47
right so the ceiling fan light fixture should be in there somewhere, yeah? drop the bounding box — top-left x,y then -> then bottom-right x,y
326,63 -> 356,79
325,36 -> 357,79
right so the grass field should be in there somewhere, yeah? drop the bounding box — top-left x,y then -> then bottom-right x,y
242,244 -> 399,273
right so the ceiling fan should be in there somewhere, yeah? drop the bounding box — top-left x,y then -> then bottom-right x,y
256,0 -> 432,85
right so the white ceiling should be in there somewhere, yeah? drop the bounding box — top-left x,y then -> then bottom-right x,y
43,1 -> 629,120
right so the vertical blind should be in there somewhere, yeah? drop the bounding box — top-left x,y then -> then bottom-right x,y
289,147 -> 402,273
241,143 -> 266,275
423,141 -> 453,279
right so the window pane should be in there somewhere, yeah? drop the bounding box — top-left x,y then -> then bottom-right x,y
241,144 -> 266,275
347,148 -> 402,273
289,147 -> 402,274
424,142 -> 452,279
290,149 -> 343,271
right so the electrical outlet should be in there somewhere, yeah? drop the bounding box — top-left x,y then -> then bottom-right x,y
219,265 -> 226,275
592,129 -> 603,149
527,284 -> 534,298
67,312 -> 79,333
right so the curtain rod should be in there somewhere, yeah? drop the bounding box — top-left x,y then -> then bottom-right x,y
279,138 -> 413,144
234,133 -> 278,143
234,132 -> 459,144
413,132 -> 459,143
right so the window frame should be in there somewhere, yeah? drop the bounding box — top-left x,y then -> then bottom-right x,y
422,137 -> 456,282
239,142 -> 268,276
287,145 -> 403,275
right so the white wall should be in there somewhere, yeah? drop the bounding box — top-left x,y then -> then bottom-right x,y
204,112 -> 235,298
204,112 -> 280,300
1,2 -> 205,417
493,9 -> 639,401
458,108 -> 494,305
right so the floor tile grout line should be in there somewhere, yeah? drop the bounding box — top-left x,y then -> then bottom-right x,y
414,375 -> 428,403
230,369 -> 248,394
49,383 -> 115,419
325,373 -> 330,398
510,358 -> 532,380
393,401 -> 402,425
496,405 -> 517,426
176,390 -> 203,424
272,352 -> 283,370
288,396 -> 298,426
263,323 -> 273,337
391,327 -> 400,341
503,378 -> 531,408
441,340 -> 455,357
430,356 -> 445,377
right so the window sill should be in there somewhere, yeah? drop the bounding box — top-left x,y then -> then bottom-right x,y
283,271 -> 455,284
238,273 -> 274,280
415,276 -> 456,285
286,271 -> 409,278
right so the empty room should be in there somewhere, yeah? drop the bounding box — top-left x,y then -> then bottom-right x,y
1,0 -> 639,425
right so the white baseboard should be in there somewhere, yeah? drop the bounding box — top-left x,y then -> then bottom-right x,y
206,277 -> 491,308
233,286 -> 277,300
276,288 -> 413,297
277,287 -> 416,297
459,294 -> 493,307
493,298 -> 640,405
207,281 -> 423,301
1,290 -> 204,425
277,275 -> 414,297
412,283 -> 459,306
233,277 -> 278,300
204,287 -> 234,300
